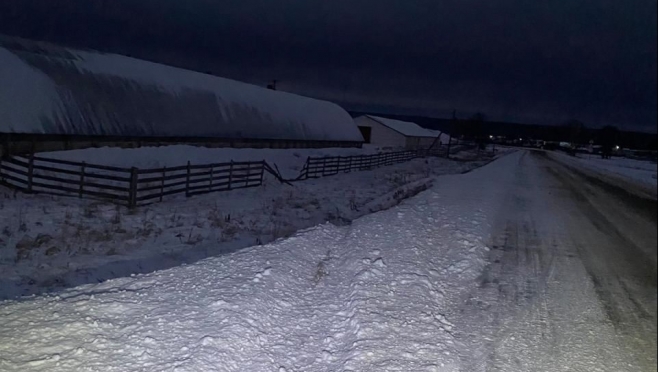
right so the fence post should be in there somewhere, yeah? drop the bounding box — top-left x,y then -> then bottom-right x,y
228,160 -> 234,190
129,167 -> 138,208
322,157 -> 327,177
209,165 -> 213,192
79,161 -> 86,198
245,162 -> 251,187
259,161 -> 265,185
446,137 -> 452,159
305,157 -> 310,179
160,166 -> 166,202
27,153 -> 35,193
347,156 -> 352,173
185,161 -> 191,197
0,156 -> 3,184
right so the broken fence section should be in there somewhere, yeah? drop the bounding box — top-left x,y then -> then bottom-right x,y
0,145 -> 453,207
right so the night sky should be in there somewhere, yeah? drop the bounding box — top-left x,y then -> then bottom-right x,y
1,0 -> 656,132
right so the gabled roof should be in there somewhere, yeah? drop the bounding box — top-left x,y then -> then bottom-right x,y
426,129 -> 451,143
366,115 -> 435,138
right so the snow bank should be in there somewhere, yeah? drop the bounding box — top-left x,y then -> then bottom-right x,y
550,151 -> 657,193
574,154 -> 657,187
0,150 -> 500,299
0,36 -> 362,142
0,152 -> 521,372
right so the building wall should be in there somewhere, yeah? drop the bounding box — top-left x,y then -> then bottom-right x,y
420,136 -> 439,148
403,137 -> 434,149
354,116 -> 406,148
0,133 -> 362,156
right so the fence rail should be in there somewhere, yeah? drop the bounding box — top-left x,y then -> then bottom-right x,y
297,147 -> 448,180
0,154 -> 266,207
0,143 -> 460,207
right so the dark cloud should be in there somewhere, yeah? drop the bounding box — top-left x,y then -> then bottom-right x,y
1,0 -> 656,131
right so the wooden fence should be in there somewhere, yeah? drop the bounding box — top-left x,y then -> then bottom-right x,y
0,144 -> 463,206
297,147 -> 448,180
0,154 -> 265,207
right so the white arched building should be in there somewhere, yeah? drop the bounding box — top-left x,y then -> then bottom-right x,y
0,36 -> 363,154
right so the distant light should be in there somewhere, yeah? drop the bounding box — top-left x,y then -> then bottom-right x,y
489,135 -> 494,139
615,145 -> 620,150
519,138 -> 523,141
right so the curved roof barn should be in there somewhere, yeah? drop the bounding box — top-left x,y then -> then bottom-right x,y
0,36 -> 363,143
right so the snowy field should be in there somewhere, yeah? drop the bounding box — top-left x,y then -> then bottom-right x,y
0,150 -> 518,372
556,152 -> 657,189
38,145 -> 384,179
0,147 -> 508,300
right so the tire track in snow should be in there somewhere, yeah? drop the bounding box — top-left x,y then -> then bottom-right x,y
453,151 -> 651,372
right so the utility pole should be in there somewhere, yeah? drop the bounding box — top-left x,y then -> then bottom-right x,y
446,110 -> 456,159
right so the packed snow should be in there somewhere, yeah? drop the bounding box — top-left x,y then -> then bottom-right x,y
2,149 -> 649,371
0,147 -> 508,300
452,151 -> 656,371
0,151 -> 518,372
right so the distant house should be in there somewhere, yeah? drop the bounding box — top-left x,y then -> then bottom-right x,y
0,36 -> 364,155
354,115 -> 447,149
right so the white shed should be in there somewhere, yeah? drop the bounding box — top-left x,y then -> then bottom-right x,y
354,115 -> 445,149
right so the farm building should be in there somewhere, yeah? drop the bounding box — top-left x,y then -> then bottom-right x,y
354,115 -> 448,149
0,35 -> 364,155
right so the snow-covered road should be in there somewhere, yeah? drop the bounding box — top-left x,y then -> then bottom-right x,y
455,151 -> 657,371
0,150 -> 655,371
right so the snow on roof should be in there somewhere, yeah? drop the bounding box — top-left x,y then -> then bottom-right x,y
0,36 -> 363,142
426,129 -> 451,143
366,115 -> 435,138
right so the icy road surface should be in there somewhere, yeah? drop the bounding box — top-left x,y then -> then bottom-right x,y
0,150 -> 655,371
456,151 -> 657,372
